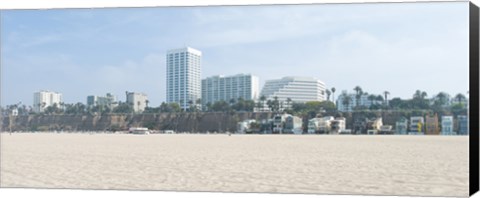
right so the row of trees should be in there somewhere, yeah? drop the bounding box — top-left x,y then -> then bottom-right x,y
335,86 -> 468,117
3,86 -> 468,117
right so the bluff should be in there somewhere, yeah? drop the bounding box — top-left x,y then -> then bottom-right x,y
1,112 -> 274,132
1,110 -> 443,133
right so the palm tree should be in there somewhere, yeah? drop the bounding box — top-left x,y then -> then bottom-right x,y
421,91 -> 428,99
454,93 -> 466,105
266,100 -> 273,112
206,102 -> 212,112
353,86 -> 363,108
434,92 -> 449,107
196,98 -> 202,111
259,95 -> 267,111
331,87 -> 336,103
272,96 -> 280,112
368,94 -> 377,106
179,99 -> 184,111
413,90 -> 422,99
376,95 -> 384,104
188,100 -> 194,112
286,97 -> 292,110
325,89 -> 331,101
145,100 -> 149,108
383,91 -> 390,106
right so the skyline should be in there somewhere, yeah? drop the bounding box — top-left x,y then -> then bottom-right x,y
1,2 -> 469,107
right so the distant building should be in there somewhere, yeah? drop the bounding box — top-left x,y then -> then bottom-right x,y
308,116 -> 334,134
283,115 -> 303,134
166,47 -> 202,110
409,116 -> 424,134
425,114 -> 439,135
33,90 -> 63,113
336,91 -> 379,112
272,113 -> 290,134
457,115 -> 469,135
441,116 -> 455,135
395,117 -> 408,135
260,76 -> 326,103
87,93 -> 118,109
126,92 -> 148,113
202,74 -> 259,105
330,117 -> 346,134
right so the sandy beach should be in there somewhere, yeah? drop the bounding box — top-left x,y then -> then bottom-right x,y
0,133 -> 469,197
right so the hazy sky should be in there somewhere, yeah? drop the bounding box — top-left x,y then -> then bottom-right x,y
1,2 -> 469,107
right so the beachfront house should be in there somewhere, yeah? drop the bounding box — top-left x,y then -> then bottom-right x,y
353,118 -> 368,134
395,117 -> 408,135
409,116 -> 424,135
308,116 -> 334,134
458,115 -> 469,135
425,114 -> 440,135
273,114 -> 290,133
237,119 -> 258,134
283,115 -> 303,134
318,116 -> 334,134
330,117 -> 346,134
366,118 -> 383,135
307,118 -> 322,134
441,116 -> 454,135
259,119 -> 274,134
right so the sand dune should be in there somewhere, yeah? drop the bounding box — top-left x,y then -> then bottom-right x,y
0,133 -> 469,196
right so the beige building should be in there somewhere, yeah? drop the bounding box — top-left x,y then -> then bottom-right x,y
126,92 -> 148,113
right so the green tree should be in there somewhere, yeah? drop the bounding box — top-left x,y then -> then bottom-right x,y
341,93 -> 352,112
331,87 -> 336,103
112,103 -> 134,114
375,95 -> 384,105
196,98 -> 202,112
353,86 -> 363,108
368,94 -> 377,106
383,91 -> 390,107
433,92 -> 449,108
205,102 -> 212,112
188,100 -> 194,112
326,89 -> 331,101
212,101 -> 230,112
286,97 -> 292,110
168,103 -> 181,112
454,93 -> 467,106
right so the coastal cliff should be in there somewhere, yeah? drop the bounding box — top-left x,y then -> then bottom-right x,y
1,112 -> 274,132
1,110 -> 438,133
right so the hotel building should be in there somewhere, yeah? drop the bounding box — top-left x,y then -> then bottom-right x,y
87,93 -> 118,109
126,92 -> 148,113
33,90 -> 63,113
202,74 -> 259,105
166,47 -> 202,110
260,76 -> 326,103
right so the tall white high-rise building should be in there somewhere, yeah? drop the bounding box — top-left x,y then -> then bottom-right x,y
260,76 -> 326,103
33,90 -> 63,113
166,47 -> 202,110
126,92 -> 148,113
202,74 -> 259,105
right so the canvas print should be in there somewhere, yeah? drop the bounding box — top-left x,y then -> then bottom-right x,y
0,1 -> 474,197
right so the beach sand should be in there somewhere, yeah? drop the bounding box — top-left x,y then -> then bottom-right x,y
0,133 -> 469,196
